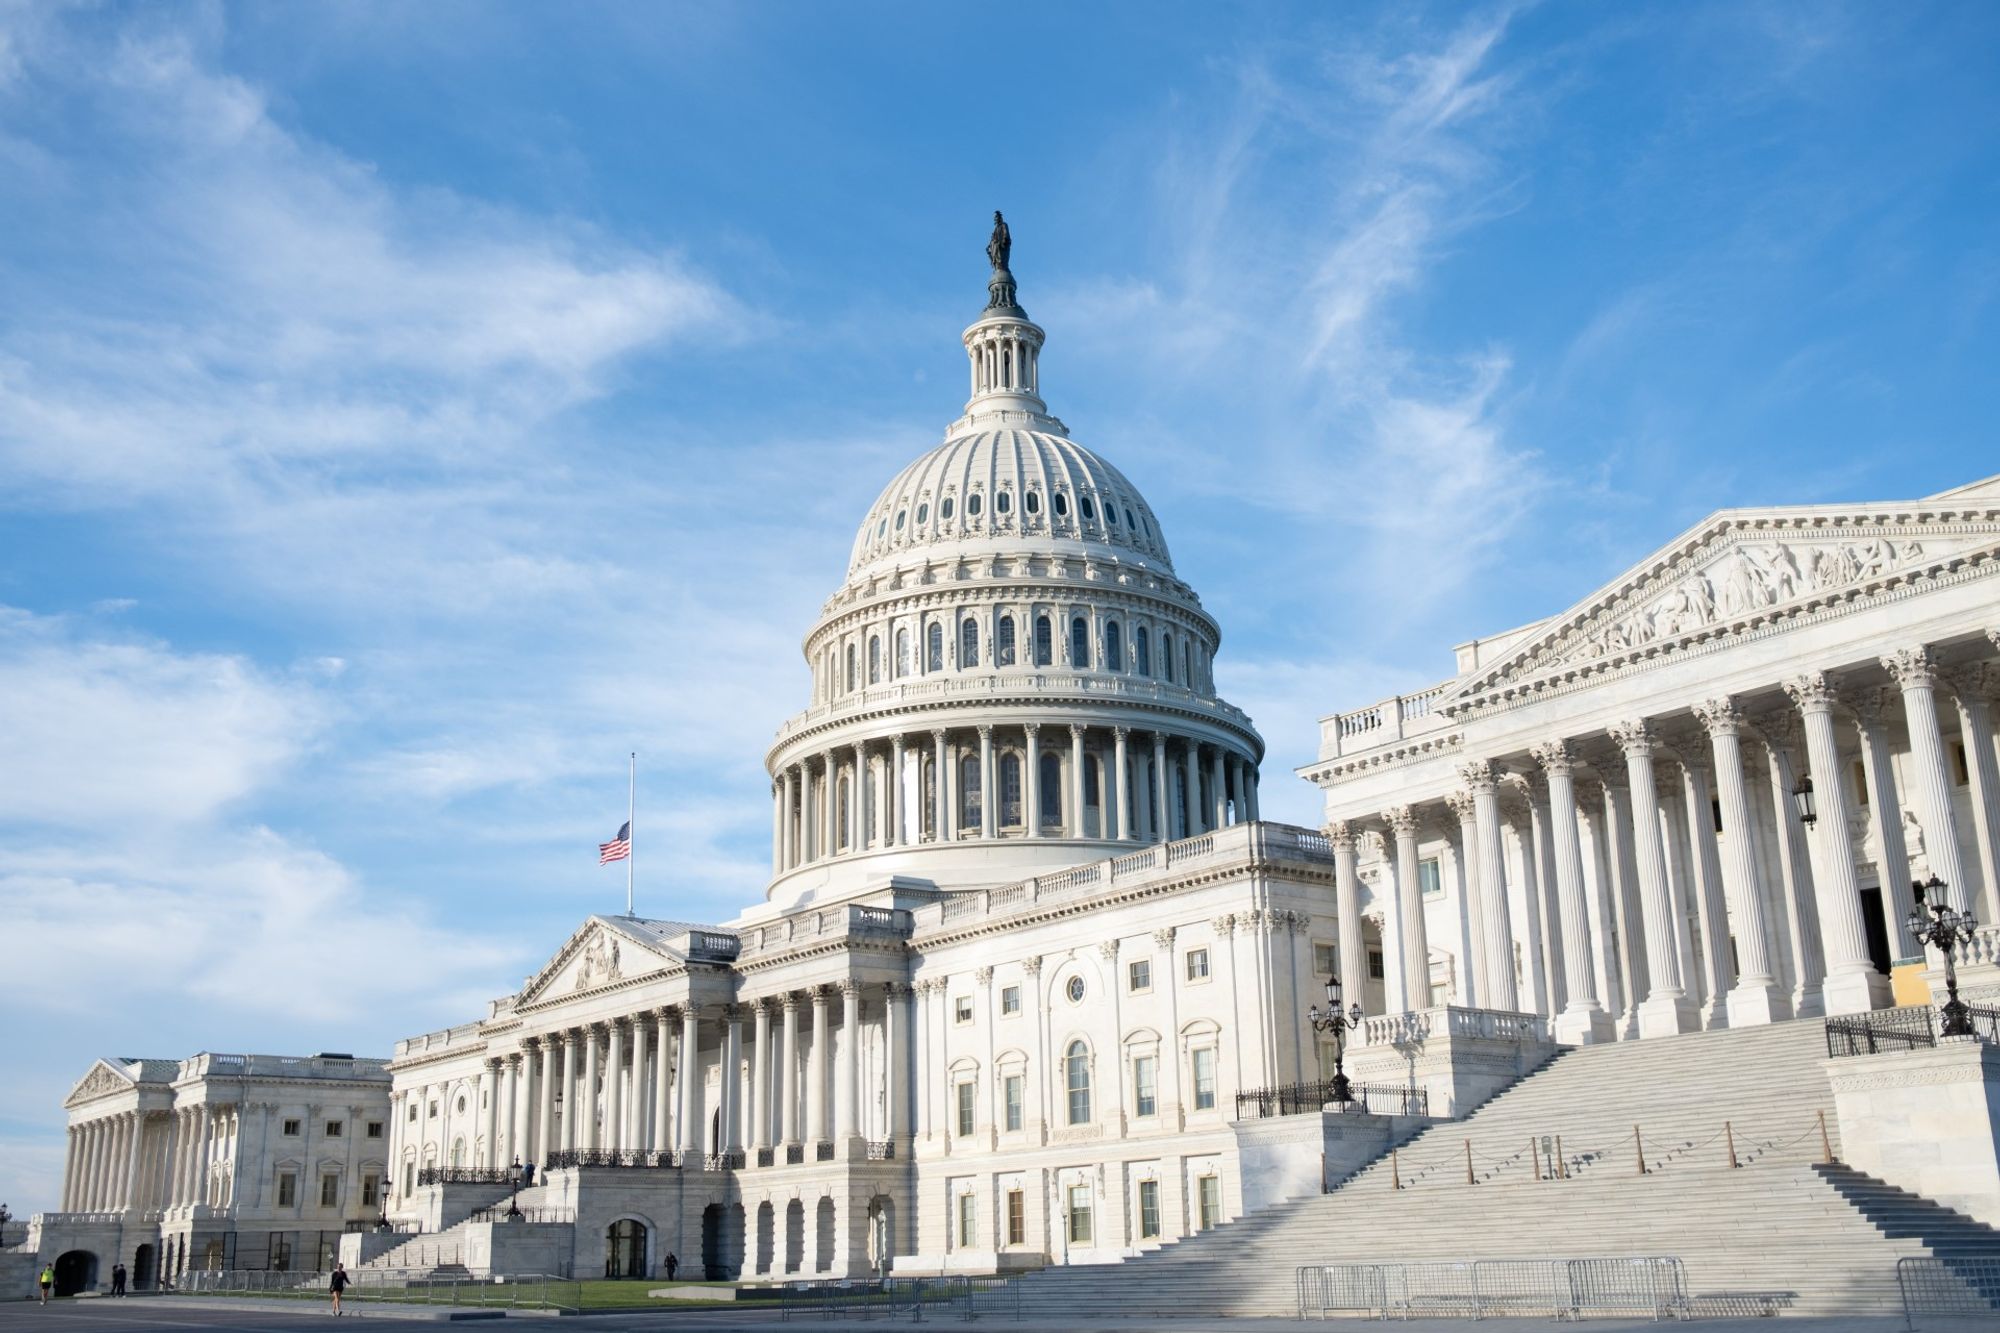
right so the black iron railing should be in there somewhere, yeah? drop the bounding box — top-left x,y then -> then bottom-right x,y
543,1149 -> 680,1170
785,1144 -> 805,1165
468,1205 -> 576,1224
816,1141 -> 836,1162
756,1147 -> 775,1167
703,1151 -> 746,1171
415,1167 -> 514,1186
1827,1003 -> 2000,1057
1235,1080 -> 1430,1120
867,1140 -> 896,1161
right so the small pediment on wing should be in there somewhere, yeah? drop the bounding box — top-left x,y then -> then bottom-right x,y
63,1060 -> 137,1109
516,914 -> 681,1005
1464,499 -> 2000,700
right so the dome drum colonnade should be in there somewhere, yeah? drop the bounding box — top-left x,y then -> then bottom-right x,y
1324,632 -> 2000,1045
765,221 -> 1262,891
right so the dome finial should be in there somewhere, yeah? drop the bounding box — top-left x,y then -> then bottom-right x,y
984,210 -> 1021,314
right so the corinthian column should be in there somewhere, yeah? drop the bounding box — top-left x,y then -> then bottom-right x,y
780,994 -> 801,1148
1460,762 -> 1519,1011
1533,741 -> 1612,1044
1329,822 -> 1366,1012
1785,672 -> 1889,1015
1883,646 -> 1971,912
602,1024 -> 624,1151
931,730 -> 948,843
1114,728 -> 1132,840
1610,722 -> 1696,1036
808,986 -> 831,1144
1386,807 -> 1430,1012
1667,744 -> 1732,1030
840,981 -> 862,1141
1445,791 -> 1484,1005
677,1008 -> 702,1156
1023,724 -> 1042,838
1755,714 -> 1826,1017
1852,691 -> 1919,959
1153,732 -> 1171,842
1948,660 -> 2000,926
977,728 -> 996,839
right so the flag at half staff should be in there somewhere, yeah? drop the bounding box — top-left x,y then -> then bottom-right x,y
599,821 -> 631,865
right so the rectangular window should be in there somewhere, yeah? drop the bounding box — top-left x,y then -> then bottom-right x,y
957,1192 -> 976,1247
1192,1047 -> 1216,1111
277,1172 -> 297,1207
1067,1184 -> 1093,1245
1004,1074 -> 1024,1132
1367,949 -> 1385,980
1419,857 -> 1443,897
1000,985 -> 1021,1016
1133,1055 -> 1157,1118
954,995 -> 974,1024
956,1081 -> 976,1137
402,1162 -> 414,1196
1128,958 -> 1152,992
428,1101 -> 439,1119
1197,1175 -> 1221,1230
324,1120 -> 343,1137
320,1175 -> 340,1208
1312,943 -> 1335,978
1185,948 -> 1210,981
282,1118 -> 301,1136
361,1174 -> 380,1208
1138,1179 -> 1161,1239
407,1104 -> 418,1123
365,1121 -> 384,1139
1006,1189 -> 1025,1246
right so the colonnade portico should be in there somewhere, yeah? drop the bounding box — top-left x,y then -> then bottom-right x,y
1317,631 -> 2000,1042
770,723 -> 1260,873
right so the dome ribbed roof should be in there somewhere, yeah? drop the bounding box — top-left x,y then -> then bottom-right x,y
846,425 -> 1174,582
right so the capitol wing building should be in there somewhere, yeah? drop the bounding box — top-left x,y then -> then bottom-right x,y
28,230 -> 2000,1296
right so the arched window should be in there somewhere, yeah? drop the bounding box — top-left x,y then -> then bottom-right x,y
942,496 -> 956,520
1000,753 -> 1022,827
1039,752 -> 1062,828
1135,626 -> 1151,676
1105,621 -> 1124,672
926,623 -> 944,673
837,775 -> 851,851
1070,617 -> 1090,669
996,490 -> 1012,514
1081,496 -> 1097,522
1053,492 -> 1069,518
1084,755 -> 1102,837
968,493 -> 984,517
896,628 -> 911,678
845,644 -> 857,693
1034,615 -> 1053,667
960,618 -> 979,668
996,615 -> 1016,667
1065,1041 -> 1091,1125
1181,641 -> 1192,686
868,635 -> 882,685
1026,490 -> 1041,515
960,753 -> 982,831
917,502 -> 929,524
1161,631 -> 1175,683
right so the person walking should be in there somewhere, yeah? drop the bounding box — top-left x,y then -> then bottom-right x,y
38,1263 -> 53,1304
664,1251 -> 679,1281
111,1262 -> 127,1296
329,1262 -> 350,1316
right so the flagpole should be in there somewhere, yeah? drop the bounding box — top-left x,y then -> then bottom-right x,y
626,751 -> 636,917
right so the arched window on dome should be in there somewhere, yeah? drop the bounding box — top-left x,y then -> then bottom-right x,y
960,753 -> 982,832
896,628 -> 911,678
868,635 -> 882,685
1039,752 -> 1062,829
960,618 -> 979,669
996,615 -> 1016,667
926,623 -> 944,673
1105,621 -> 1124,672
999,753 -> 1022,828
837,774 -> 851,853
967,493 -> 983,518
1161,631 -> 1175,684
845,644 -> 857,694
1025,490 -> 1041,515
1070,617 -> 1090,670
1181,640 -> 1192,688
1084,754 -> 1102,838
1033,615 -> 1053,667
1081,496 -> 1097,522
1065,1041 -> 1091,1125
942,496 -> 955,521
1135,626 -> 1151,677
996,490 -> 1012,515
1053,492 -> 1069,518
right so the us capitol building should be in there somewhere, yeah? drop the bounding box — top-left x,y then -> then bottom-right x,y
28,223 -> 2000,1294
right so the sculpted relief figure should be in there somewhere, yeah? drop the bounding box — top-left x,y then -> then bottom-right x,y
573,933 -> 622,990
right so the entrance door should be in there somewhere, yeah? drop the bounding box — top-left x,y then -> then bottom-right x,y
132,1244 -> 155,1291
53,1251 -> 97,1297
605,1219 -> 647,1279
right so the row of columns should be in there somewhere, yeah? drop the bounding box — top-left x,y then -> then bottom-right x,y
63,1105 -> 231,1214
1333,639 -> 2000,1040
772,726 -> 1259,873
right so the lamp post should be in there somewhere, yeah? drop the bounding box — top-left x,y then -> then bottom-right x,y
504,1157 -> 525,1221
1306,975 -> 1365,1106
1907,876 -> 1979,1038
1791,774 -> 1817,827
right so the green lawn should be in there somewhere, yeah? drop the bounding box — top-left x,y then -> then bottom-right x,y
570,1278 -> 749,1309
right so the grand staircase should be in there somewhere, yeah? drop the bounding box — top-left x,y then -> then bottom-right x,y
1007,1018 -> 2000,1318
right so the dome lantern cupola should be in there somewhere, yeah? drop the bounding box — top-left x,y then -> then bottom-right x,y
962,211 -> 1049,422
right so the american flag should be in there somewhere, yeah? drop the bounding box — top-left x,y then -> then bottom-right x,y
599,821 -> 631,865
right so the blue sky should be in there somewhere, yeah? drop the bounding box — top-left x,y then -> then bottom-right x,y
1,1 -> 1995,1211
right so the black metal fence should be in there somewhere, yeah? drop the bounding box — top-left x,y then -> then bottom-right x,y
415,1167 -> 515,1185
1896,1255 -> 2000,1327
1825,1003 -> 2000,1057
543,1149 -> 681,1170
1235,1079 -> 1430,1120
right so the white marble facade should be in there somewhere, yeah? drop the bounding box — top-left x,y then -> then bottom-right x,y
35,228 -> 2000,1287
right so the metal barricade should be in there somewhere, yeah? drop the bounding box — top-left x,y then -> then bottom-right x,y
1897,1256 -> 2000,1331
1564,1257 -> 1688,1321
1295,1256 -> 1687,1321
1297,1263 -> 1387,1319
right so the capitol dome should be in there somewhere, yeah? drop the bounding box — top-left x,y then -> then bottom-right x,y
755,216 -> 1264,913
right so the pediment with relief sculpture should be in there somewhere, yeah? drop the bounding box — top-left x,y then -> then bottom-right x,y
515,915 -> 682,1008
1454,479 -> 2000,709
63,1059 -> 139,1109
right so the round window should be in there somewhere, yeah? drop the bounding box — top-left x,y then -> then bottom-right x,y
877,519 -> 886,538
1066,976 -> 1086,1003
968,493 -> 983,516
895,509 -> 906,530
996,491 -> 1012,514
456,1096 -> 466,1114
942,497 -> 955,520
1081,496 -> 1097,521
1026,491 -> 1041,514
917,503 -> 929,524
1054,492 -> 1069,517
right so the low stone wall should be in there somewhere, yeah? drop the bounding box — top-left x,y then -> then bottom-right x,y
1233,1107 -> 1434,1213
0,1252 -> 42,1301
1827,1036 -> 2000,1225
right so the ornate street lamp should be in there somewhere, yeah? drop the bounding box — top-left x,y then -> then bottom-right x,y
1907,876 -> 1979,1038
1791,774 -> 1817,827
1307,975 -> 1366,1106
504,1157 -> 525,1221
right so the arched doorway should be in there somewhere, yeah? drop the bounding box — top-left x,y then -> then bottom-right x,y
604,1218 -> 647,1279
132,1243 -> 156,1291
754,1202 -> 775,1276
54,1250 -> 97,1297
700,1203 -> 745,1280
783,1199 -> 805,1274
